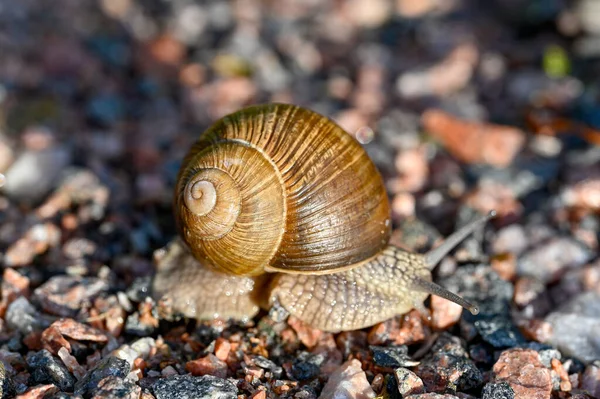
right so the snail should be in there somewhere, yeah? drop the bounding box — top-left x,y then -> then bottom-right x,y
152,103 -> 493,332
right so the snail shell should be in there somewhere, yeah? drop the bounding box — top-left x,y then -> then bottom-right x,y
175,103 -> 390,276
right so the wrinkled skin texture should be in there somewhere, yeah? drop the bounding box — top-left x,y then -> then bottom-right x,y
152,240 -> 430,332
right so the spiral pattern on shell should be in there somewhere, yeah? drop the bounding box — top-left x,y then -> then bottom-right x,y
175,103 -> 391,276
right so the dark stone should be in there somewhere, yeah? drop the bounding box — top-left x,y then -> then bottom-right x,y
384,374 -> 402,399
124,312 -> 156,336
89,376 -> 141,399
27,349 -> 76,392
125,276 -> 152,303
0,362 -> 15,399
482,381 -> 515,399
474,316 -> 526,348
75,356 -> 130,398
291,352 -> 324,380
415,333 -> 483,392
438,265 -> 513,321
152,374 -> 237,399
370,345 -> 419,368
469,344 -> 493,365
47,393 -> 79,399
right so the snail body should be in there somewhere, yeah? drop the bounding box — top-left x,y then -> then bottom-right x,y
153,103 -> 488,332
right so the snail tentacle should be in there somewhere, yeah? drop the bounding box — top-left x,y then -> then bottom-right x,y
423,210 -> 496,269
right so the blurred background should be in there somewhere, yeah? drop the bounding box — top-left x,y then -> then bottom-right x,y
0,0 -> 599,269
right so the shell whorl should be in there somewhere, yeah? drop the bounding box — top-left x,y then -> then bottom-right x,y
175,141 -> 286,276
181,168 -> 241,238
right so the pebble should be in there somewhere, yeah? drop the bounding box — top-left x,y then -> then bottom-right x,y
474,317 -> 526,348
415,333 -> 483,392
75,356 -> 130,397
2,145 -> 71,203
544,292 -> 600,363
421,110 -> 525,167
15,384 -> 59,399
291,352 -> 324,380
430,295 -> 464,330
112,337 -> 156,367
27,349 -> 76,392
492,349 -> 552,399
0,268 -> 31,315
89,376 -> 141,399
4,223 -> 62,267
186,354 -> 229,379
394,368 -> 425,396
33,276 -> 109,318
370,345 -> 419,368
368,310 -> 429,346
57,347 -> 85,380
481,381 -> 515,399
288,316 -> 323,349
5,297 -> 44,334
0,362 -> 16,398
581,362 -> 600,398
318,359 -> 375,399
518,237 -> 593,283
152,375 -> 237,399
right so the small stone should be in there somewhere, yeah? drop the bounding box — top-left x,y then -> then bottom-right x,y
394,368 -> 425,396
49,318 -> 108,343
291,352 -> 324,380
551,358 -> 572,392
4,223 -> 62,267
492,348 -> 552,399
0,362 -> 16,398
112,337 -> 156,367
581,363 -> 600,398
370,346 -> 419,368
33,276 -> 109,318
492,225 -> 529,257
490,253 -> 517,281
90,376 -> 141,399
0,268 -> 30,314
545,292 -> 600,363
415,333 -> 483,392
518,319 -> 553,343
250,391 -> 266,399
430,295 -> 463,330
6,297 -> 44,334
481,381 -> 515,399
214,338 -> 231,362
3,144 -> 71,203
27,349 -> 76,392
15,384 -> 59,399
518,237 -> 592,283
40,324 -> 71,355
57,347 -> 86,380
288,316 -> 323,349
75,356 -> 130,397
186,354 -> 228,379
421,110 -> 525,167
152,374 -> 237,399
368,310 -> 428,346
318,359 -> 375,399
474,316 -> 527,348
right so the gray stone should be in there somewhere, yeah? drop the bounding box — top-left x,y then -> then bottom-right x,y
153,375 -> 237,399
